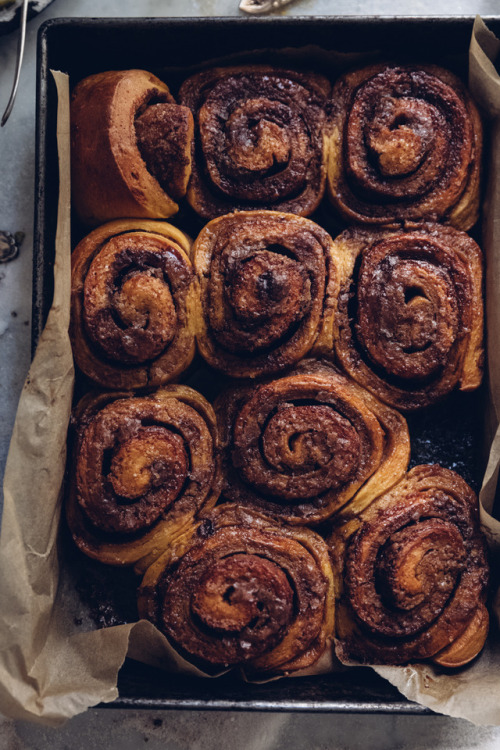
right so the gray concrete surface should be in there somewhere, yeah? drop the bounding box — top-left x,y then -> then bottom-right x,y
2,0 -> 500,746
6,708 -> 500,749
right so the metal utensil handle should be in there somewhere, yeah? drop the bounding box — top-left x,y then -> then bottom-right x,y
1,0 -> 29,127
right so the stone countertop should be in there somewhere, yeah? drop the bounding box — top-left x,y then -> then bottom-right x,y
1,0 -> 500,746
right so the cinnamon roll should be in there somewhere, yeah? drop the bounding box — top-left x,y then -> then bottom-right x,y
71,69 -> 194,225
331,465 -> 489,666
327,64 -> 482,230
179,66 -> 329,219
138,504 -> 335,675
66,386 -> 221,572
216,360 -> 410,526
320,224 -> 484,411
193,211 -> 338,378
70,220 -> 197,390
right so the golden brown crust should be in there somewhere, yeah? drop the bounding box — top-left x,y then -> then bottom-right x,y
319,223 -> 484,411
137,504 -> 335,675
326,64 -> 482,230
70,220 -> 197,390
216,360 -> 410,525
331,465 -> 489,666
71,69 -> 194,225
179,66 -> 330,219
66,386 -> 221,573
193,211 -> 339,378
432,604 -> 489,668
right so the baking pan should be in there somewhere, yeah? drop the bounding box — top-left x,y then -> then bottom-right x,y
34,15 -> 500,713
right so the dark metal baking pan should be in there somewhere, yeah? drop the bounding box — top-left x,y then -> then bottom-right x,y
34,15 -> 500,714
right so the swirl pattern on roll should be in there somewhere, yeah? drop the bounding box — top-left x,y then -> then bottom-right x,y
66,386 -> 221,571
321,224 -> 483,411
70,220 -> 197,390
179,66 -> 330,219
71,69 -> 194,225
331,465 -> 489,666
327,64 -> 482,230
216,360 -> 410,525
138,504 -> 335,675
193,211 -> 338,378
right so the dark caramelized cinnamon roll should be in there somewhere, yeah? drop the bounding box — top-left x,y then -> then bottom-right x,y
71,69 -> 194,225
331,465 -> 489,666
327,64 -> 482,230
138,504 -> 335,675
70,220 -> 197,390
320,224 -> 484,411
193,211 -> 338,378
179,66 -> 329,219
216,360 -> 410,525
66,386 -> 221,571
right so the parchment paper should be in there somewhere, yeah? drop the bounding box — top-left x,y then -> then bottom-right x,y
2,19 -> 500,725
